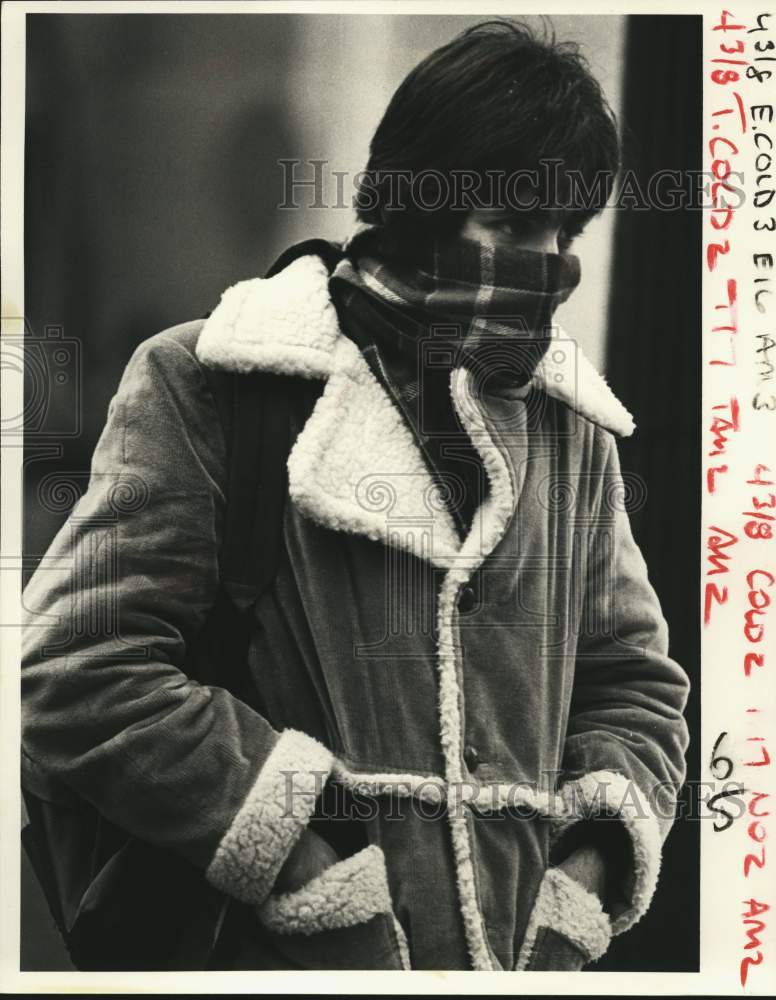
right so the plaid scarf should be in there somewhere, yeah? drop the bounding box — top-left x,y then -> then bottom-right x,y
330,222 -> 581,391
328,223 -> 581,535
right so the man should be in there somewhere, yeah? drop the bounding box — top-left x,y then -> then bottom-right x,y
21,20 -> 690,972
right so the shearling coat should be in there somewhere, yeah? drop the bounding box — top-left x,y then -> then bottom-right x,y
21,252 -> 691,972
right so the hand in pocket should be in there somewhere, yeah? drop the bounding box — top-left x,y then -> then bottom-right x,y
257,844 -> 411,970
515,866 -> 612,971
556,843 -> 607,904
274,828 -> 340,894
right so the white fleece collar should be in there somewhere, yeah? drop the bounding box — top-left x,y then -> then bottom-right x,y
196,253 -> 635,566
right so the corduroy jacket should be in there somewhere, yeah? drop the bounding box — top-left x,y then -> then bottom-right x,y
21,252 -> 691,971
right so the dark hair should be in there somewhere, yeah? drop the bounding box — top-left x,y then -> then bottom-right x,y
355,19 -> 620,237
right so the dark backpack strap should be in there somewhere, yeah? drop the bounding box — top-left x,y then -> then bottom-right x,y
204,239 -> 343,612
205,370 -> 323,613
264,237 -> 346,279
219,371 -> 294,611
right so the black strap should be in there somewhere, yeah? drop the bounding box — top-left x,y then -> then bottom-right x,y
208,238 -> 344,611
219,372 -> 293,611
264,237 -> 346,279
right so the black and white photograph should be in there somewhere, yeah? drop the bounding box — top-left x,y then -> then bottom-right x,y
1,1 -> 773,994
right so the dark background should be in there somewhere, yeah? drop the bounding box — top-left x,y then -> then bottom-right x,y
602,13 -> 702,973
22,13 -> 701,972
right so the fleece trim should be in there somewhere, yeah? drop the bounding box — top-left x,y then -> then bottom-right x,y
205,728 -> 334,907
514,866 -> 612,970
550,769 -> 663,935
428,366 -> 519,972
197,255 -> 340,379
257,844 -> 389,931
533,328 -> 635,437
331,760 -> 447,803
285,334 -> 463,570
256,844 -> 411,969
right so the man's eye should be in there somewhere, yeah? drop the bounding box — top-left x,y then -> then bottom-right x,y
495,219 -> 527,235
558,232 -> 574,252
558,225 -> 584,252
495,217 -> 541,237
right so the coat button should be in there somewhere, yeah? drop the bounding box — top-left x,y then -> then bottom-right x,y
458,585 -> 476,614
463,745 -> 480,772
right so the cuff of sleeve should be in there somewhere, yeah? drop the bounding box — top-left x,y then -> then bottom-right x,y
205,728 -> 334,907
549,769 -> 662,935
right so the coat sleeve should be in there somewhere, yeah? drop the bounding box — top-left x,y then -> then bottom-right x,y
553,427 -> 691,936
21,327 -> 334,908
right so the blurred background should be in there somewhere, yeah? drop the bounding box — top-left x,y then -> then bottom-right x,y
22,12 -> 700,972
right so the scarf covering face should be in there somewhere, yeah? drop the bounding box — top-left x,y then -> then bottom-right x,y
327,223 -> 581,536
329,222 -> 581,392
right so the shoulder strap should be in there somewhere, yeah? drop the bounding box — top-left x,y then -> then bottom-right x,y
201,365 -> 299,612
263,237 -> 346,279
220,371 -> 296,611
205,238 -> 344,612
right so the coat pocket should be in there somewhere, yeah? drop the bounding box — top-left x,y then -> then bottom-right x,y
255,844 -> 411,970
514,867 -> 612,971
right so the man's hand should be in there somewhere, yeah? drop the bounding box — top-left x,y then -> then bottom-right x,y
273,827 -> 340,894
556,843 -> 608,905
